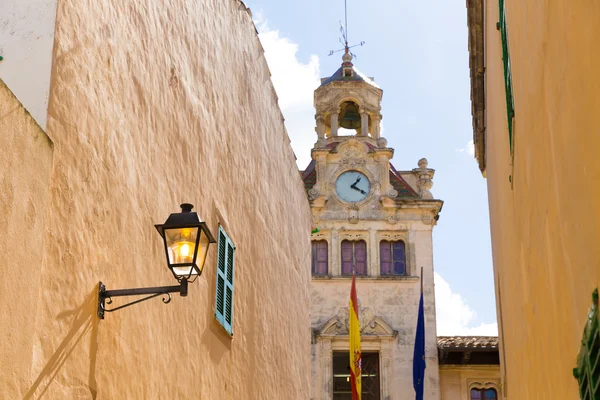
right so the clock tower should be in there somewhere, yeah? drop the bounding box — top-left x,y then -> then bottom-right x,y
302,50 -> 444,400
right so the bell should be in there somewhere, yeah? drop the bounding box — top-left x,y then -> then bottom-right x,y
340,102 -> 361,130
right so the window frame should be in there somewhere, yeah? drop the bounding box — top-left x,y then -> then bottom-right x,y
311,240 -> 329,276
332,351 -> 381,400
379,240 -> 407,276
215,226 -> 235,336
469,387 -> 498,400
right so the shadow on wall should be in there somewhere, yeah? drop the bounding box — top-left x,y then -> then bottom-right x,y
24,286 -> 99,399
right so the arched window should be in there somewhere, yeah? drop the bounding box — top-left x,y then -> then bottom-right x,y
470,388 -> 497,400
380,240 -> 406,275
341,240 -> 367,275
311,240 -> 328,275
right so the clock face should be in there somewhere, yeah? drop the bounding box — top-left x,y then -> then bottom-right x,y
336,170 -> 371,202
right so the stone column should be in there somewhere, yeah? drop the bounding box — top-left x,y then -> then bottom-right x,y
320,339 -> 333,400
331,229 -> 339,276
372,114 -> 381,139
360,111 -> 369,136
369,228 -> 378,276
331,113 -> 338,137
316,115 -> 326,139
380,340 -> 392,399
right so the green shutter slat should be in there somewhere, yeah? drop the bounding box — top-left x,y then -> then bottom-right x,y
216,274 -> 225,323
227,242 -> 234,283
218,231 -> 226,272
225,286 -> 233,325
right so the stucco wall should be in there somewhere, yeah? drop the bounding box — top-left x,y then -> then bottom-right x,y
0,80 -> 54,396
0,0 -> 313,398
484,0 -> 600,398
439,366 -> 500,400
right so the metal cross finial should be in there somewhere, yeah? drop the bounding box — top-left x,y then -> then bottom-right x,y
328,0 -> 365,59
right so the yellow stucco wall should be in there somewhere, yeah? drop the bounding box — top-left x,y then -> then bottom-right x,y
439,366 -> 501,400
484,1 -> 600,398
0,80 -> 54,396
0,0 -> 312,398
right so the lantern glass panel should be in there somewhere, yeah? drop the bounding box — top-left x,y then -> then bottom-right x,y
195,230 -> 211,274
165,227 -> 199,273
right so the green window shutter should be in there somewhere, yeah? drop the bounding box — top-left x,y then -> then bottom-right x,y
499,0 -> 515,153
573,289 -> 600,399
215,226 -> 235,335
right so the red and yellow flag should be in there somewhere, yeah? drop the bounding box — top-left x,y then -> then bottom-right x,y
349,273 -> 362,400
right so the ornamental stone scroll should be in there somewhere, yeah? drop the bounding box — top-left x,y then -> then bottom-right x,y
339,231 -> 369,242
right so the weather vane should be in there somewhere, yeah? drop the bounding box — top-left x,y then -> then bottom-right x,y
328,0 -> 365,58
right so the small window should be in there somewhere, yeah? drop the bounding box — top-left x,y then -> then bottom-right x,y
312,240 -> 328,275
573,288 -> 599,399
215,226 -> 235,335
333,352 -> 380,400
470,388 -> 497,400
380,240 -> 406,275
341,240 -> 367,276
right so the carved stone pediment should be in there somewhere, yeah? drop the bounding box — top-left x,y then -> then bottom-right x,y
337,138 -> 369,161
317,307 -> 396,337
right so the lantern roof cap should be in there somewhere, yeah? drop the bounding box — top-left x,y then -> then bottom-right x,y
155,204 -> 216,243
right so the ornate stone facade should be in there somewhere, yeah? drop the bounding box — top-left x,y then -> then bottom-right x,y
304,52 -> 445,400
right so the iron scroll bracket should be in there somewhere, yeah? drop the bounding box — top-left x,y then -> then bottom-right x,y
97,279 -> 188,319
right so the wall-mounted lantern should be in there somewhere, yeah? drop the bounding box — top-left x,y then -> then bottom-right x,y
98,204 -> 215,319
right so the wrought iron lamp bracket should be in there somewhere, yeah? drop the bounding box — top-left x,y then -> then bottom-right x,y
98,279 -> 188,319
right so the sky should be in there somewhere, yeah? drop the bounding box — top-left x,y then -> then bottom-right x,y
244,0 -> 497,336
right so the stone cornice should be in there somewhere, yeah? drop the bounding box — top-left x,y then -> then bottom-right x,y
312,275 -> 420,282
439,365 -> 500,371
467,0 -> 486,174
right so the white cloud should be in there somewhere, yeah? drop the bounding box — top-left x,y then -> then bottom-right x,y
457,139 -> 475,157
255,16 -> 321,169
435,272 -> 498,336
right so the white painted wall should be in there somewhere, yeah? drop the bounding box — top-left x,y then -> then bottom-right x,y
0,0 -> 57,130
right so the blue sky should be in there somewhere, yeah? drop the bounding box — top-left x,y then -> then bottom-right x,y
245,0 -> 497,335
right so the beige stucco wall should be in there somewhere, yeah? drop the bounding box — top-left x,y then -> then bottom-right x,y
483,0 -> 600,398
0,80 -> 54,396
0,0 -> 313,398
439,366 -> 501,400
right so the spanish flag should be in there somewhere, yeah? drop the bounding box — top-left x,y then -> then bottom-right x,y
349,273 -> 362,400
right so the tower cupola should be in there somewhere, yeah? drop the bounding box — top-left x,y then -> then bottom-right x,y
313,51 -> 384,145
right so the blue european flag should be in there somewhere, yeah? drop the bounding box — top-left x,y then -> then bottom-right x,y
413,288 -> 426,400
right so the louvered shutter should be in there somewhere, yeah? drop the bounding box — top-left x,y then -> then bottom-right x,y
393,241 -> 406,275
354,240 -> 367,275
341,240 -> 353,275
215,226 -> 235,335
380,241 -> 392,275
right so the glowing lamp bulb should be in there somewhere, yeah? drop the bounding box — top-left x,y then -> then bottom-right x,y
180,243 -> 190,258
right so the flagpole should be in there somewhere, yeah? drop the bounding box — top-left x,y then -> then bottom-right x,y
420,266 -> 423,293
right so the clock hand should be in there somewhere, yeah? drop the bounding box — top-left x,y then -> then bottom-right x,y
351,186 -> 367,196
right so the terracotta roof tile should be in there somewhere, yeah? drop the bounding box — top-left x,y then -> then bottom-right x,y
437,336 -> 498,350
